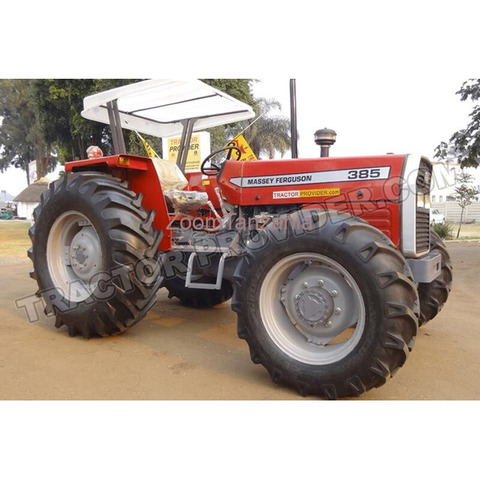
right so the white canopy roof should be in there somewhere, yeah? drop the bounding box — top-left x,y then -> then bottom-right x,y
81,79 -> 256,137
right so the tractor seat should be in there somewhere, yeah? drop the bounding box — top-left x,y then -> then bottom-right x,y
152,158 -> 209,214
164,190 -> 209,214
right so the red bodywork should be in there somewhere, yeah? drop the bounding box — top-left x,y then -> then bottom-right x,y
66,154 -> 406,251
218,155 -> 406,246
65,155 -> 172,251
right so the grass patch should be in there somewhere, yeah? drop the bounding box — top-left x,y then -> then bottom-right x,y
451,222 -> 480,240
0,220 -> 32,258
432,222 -> 454,240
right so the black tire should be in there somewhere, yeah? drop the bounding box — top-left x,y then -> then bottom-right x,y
28,172 -> 163,338
161,252 -> 233,307
418,231 -> 453,326
232,209 -> 419,399
163,277 -> 233,307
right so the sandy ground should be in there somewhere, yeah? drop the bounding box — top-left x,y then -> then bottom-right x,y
0,242 -> 479,400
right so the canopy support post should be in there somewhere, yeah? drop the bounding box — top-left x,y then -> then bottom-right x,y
177,118 -> 198,173
106,100 -> 126,154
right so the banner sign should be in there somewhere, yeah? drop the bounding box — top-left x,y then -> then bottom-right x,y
226,134 -> 257,162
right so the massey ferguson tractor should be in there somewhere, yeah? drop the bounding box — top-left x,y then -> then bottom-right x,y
28,79 -> 452,399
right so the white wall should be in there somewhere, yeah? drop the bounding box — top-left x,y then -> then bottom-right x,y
432,202 -> 480,223
17,202 -> 37,220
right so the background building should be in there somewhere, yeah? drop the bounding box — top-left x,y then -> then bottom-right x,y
431,162 -> 480,222
13,177 -> 49,220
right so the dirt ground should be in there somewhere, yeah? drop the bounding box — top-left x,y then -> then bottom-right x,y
0,222 -> 479,400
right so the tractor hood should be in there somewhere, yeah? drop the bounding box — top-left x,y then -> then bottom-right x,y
81,79 -> 255,138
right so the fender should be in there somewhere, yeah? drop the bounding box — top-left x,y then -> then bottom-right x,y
65,154 -> 172,251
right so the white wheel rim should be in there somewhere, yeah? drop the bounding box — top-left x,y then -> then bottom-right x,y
46,210 -> 103,302
259,252 -> 366,365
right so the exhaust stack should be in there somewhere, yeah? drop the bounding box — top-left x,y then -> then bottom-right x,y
290,79 -> 298,158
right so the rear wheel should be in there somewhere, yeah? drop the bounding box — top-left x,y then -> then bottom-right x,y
29,172 -> 162,337
418,231 -> 453,326
232,210 -> 419,398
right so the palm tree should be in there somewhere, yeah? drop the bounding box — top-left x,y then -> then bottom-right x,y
229,98 -> 291,159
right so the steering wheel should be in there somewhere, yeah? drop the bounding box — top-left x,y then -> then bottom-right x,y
200,145 -> 243,176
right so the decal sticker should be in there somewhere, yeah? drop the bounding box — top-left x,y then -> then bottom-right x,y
230,166 -> 391,188
300,188 -> 341,197
273,188 -> 340,199
273,191 -> 301,199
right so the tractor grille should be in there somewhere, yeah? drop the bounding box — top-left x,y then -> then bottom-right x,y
416,208 -> 430,253
416,158 -> 432,254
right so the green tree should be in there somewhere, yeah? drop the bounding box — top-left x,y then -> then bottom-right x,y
454,171 -> 479,238
30,79 -> 139,163
31,79 -> 93,163
435,79 -> 480,168
244,98 -> 291,158
228,98 -> 291,158
0,79 -> 55,183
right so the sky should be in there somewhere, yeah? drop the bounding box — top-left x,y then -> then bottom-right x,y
252,76 -> 474,160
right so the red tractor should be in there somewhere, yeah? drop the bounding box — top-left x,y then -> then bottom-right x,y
28,80 -> 452,398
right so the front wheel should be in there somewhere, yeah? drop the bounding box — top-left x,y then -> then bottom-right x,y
232,210 -> 419,399
418,231 -> 453,326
